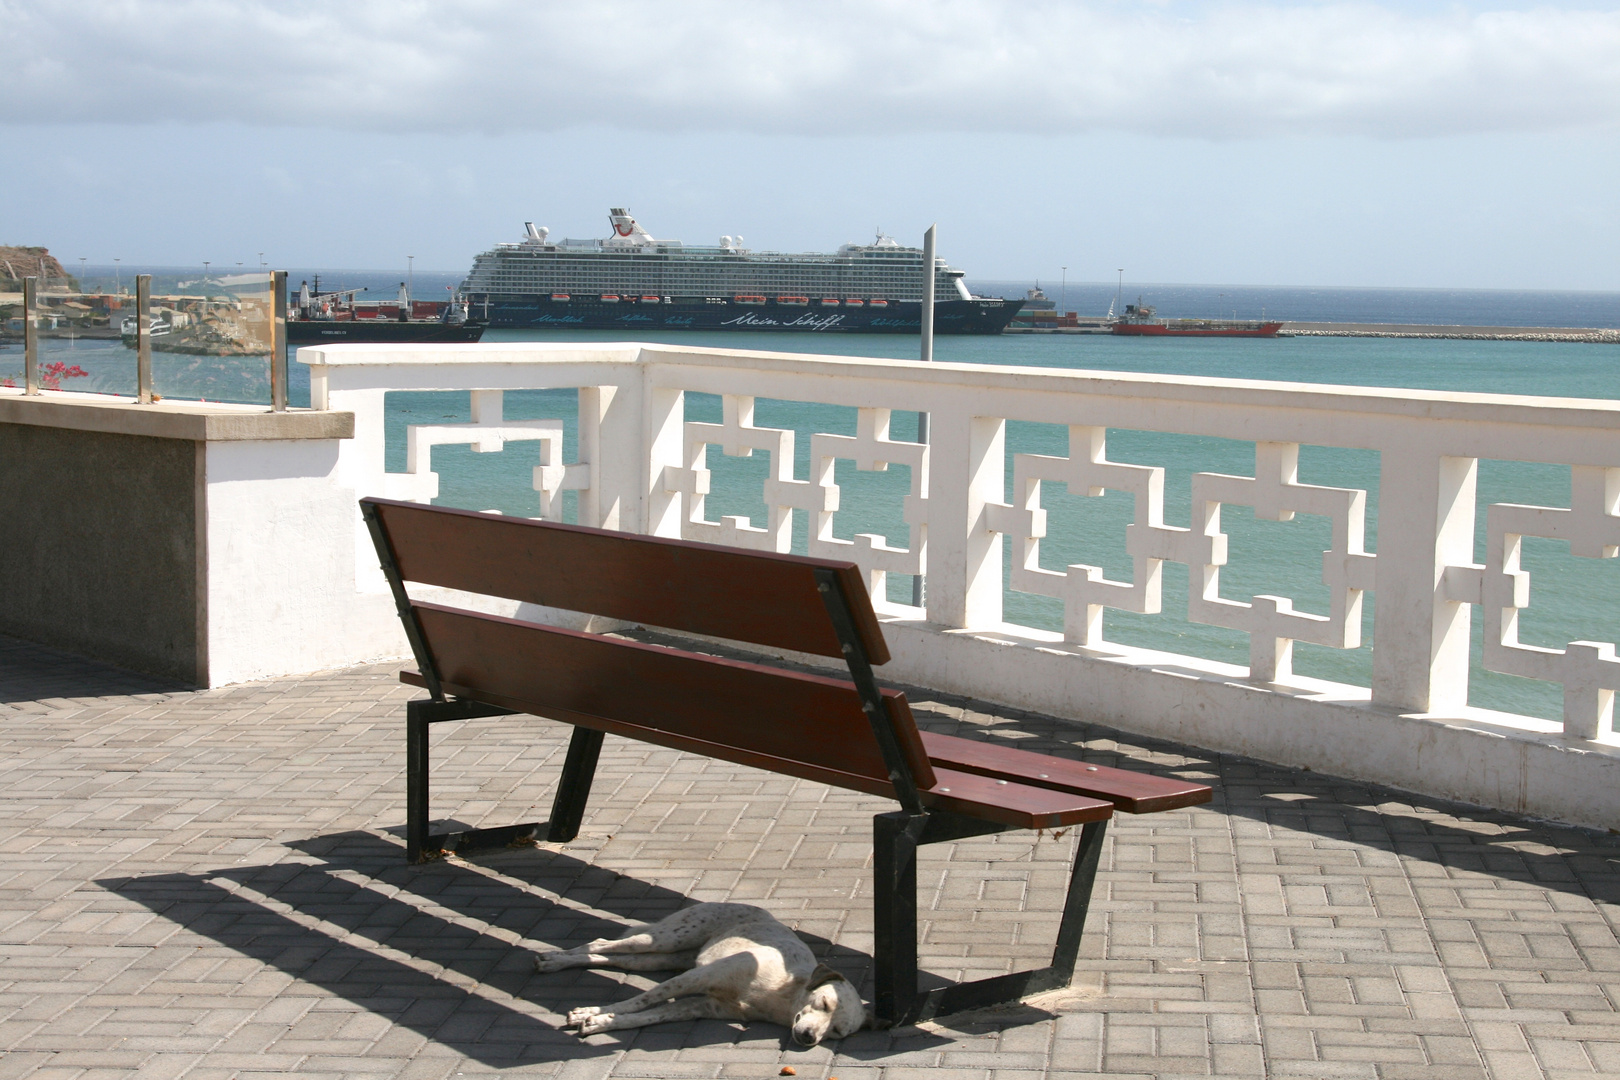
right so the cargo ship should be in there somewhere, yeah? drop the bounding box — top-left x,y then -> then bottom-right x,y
459,209 -> 1021,334
1111,301 -> 1281,338
286,279 -> 485,344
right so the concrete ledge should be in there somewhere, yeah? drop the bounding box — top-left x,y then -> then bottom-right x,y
875,618 -> 1620,833
0,389 -> 353,441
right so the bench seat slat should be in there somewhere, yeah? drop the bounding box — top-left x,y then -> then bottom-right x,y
399,671 -> 1112,831
919,731 -> 1212,813
924,767 -> 1113,830
409,603 -> 937,791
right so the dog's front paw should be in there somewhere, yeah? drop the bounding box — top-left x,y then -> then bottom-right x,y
566,1006 -> 603,1027
534,952 -> 572,973
576,1011 -> 614,1035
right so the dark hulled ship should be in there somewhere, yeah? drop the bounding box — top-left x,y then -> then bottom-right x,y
460,209 -> 1021,334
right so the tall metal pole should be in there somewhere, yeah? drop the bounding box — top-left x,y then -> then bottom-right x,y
136,275 -> 152,404
920,225 -> 936,366
912,225 -> 937,610
271,270 -> 288,411
22,277 -> 38,395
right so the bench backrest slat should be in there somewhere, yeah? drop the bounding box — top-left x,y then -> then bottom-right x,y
414,603 -> 937,795
368,499 -> 887,663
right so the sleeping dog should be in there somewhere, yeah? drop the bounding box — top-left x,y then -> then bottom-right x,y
535,902 -> 870,1045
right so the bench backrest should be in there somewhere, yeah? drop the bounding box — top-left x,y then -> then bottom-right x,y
362,498 -> 935,803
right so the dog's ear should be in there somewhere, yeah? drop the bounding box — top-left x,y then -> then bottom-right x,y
806,963 -> 848,992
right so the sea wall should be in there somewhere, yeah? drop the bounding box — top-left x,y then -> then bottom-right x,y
1280,321 -> 1620,342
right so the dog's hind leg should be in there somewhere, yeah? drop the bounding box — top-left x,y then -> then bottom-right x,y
567,953 -> 757,1026
572,996 -> 740,1035
537,947 -> 698,973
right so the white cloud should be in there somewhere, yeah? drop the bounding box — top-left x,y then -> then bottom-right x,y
3,0 -> 1618,138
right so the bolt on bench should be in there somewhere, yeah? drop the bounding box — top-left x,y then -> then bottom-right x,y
362,497 -> 1212,1024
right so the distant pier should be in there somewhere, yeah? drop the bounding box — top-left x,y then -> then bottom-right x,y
1279,321 -> 1619,343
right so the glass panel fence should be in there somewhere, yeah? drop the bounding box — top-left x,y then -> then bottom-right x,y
1,272 -> 138,397
1,267 -> 285,404
149,270 -> 275,405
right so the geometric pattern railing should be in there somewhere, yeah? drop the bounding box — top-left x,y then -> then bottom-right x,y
999,431 -> 1376,682
1444,465 -> 1620,738
398,389 -> 588,519
806,407 -> 929,603
665,397 -> 927,604
348,374 -> 1614,741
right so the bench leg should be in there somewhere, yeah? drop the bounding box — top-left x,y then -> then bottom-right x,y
546,727 -> 604,842
404,697 -> 535,864
872,812 -> 928,1024
871,811 -> 1109,1026
406,700 -> 433,863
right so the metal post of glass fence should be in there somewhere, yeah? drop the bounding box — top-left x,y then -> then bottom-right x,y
136,275 -> 153,404
22,277 -> 39,395
270,270 -> 287,412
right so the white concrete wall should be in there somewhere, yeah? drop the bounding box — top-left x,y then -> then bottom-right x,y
203,438 -> 406,685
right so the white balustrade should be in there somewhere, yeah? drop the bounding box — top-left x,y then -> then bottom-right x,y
301,341 -> 1620,829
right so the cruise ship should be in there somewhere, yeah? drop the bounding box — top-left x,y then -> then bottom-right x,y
459,209 -> 1022,334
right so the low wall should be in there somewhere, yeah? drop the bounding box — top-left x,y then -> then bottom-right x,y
0,391 -> 365,686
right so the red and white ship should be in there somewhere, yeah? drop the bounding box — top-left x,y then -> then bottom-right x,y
1111,301 -> 1281,338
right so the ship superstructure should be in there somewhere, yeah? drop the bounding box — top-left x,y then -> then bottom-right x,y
460,209 -> 1019,334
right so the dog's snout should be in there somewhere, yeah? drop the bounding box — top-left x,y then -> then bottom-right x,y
792,1028 -> 819,1047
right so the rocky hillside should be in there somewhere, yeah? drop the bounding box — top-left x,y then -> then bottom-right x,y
0,246 -> 72,285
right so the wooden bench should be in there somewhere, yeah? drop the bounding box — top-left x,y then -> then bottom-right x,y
361,496 -> 1213,1025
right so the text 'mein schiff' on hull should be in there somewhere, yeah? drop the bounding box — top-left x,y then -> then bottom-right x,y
460,209 -> 1022,334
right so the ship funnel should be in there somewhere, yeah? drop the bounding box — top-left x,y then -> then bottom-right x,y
524,222 -> 548,242
606,207 -> 653,245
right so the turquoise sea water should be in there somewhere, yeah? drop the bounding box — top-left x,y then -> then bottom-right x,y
382,328 -> 1620,723
9,318 -> 1612,721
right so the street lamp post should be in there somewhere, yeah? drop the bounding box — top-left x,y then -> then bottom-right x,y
1060,266 -> 1067,316
114,258 -> 121,296
1115,268 -> 1124,316
407,255 -> 415,306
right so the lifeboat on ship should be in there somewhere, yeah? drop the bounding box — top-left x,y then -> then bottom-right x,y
734,294 -> 765,304
844,299 -> 864,307
776,296 -> 809,306
640,295 -> 660,304
551,293 -> 570,301
601,294 -> 620,302
868,299 -> 889,307
819,298 -> 840,307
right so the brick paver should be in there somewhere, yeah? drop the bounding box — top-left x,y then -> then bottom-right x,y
5,634 -> 1620,1078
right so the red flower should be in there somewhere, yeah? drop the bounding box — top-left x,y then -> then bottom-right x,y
41,361 -> 90,391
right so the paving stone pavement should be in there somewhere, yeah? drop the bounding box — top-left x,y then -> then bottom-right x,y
6,633 -> 1620,1079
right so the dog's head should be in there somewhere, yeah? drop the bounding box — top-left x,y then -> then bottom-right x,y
790,964 -> 868,1046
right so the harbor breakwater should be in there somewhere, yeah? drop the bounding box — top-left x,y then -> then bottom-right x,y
1280,321 -> 1620,343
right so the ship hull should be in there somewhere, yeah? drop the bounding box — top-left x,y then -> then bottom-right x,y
287,321 -> 486,345
1112,321 -> 1283,338
470,296 -> 1020,335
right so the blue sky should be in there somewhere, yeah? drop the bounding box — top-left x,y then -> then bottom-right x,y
4,0 -> 1618,290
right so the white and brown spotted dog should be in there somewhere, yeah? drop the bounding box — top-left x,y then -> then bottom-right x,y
534,902 -> 869,1045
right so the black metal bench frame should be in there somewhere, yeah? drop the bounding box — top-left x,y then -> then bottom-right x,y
365,499 -> 1115,1025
